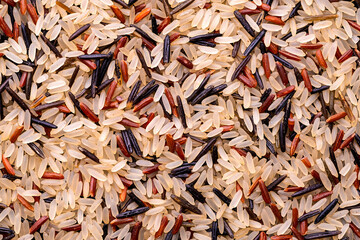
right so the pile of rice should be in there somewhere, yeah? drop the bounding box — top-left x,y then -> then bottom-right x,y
1,0 -> 360,239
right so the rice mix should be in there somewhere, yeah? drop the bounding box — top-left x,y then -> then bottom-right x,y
1,0 -> 360,239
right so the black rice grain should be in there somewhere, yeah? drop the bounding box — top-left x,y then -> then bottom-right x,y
21,23 -> 31,49
292,183 -> 323,197
265,137 -> 276,155
231,55 -> 251,81
194,137 -> 217,162
121,130 -> 133,154
279,122 -> 286,152
150,16 -> 158,35
68,92 -> 84,115
267,175 -> 286,191
303,230 -> 341,240
177,96 -> 187,128
213,188 -> 231,206
273,54 -> 294,69
191,85 -> 214,105
190,40 -> 216,48
211,145 -> 218,164
78,146 -> 100,163
31,117 -> 57,129
163,35 -> 170,63
0,227 -> 14,235
116,207 -> 149,218
289,1 -> 301,18
187,73 -> 211,102
25,72 -> 32,100
97,53 -> 113,85
170,194 -> 201,214
127,80 -> 142,105
159,98 -> 172,120
127,129 -> 142,156
244,29 -> 266,56
27,142 -> 45,158
0,77 -> 9,94
260,88 -> 272,103
170,0 -> 195,15
68,65 -> 80,88
78,54 -> 109,60
311,85 -> 330,94
133,80 -> 155,104
164,231 -> 173,240
68,23 -> 90,41
178,72 -> 190,86
234,11 -> 255,37
281,23 -> 312,41
329,147 -> 340,178
274,90 -> 295,115
184,133 -> 206,144
130,24 -> 156,45
223,220 -> 234,238
136,48 -> 152,78
350,143 -> 360,167
186,184 -> 205,203
298,209 -> 321,222
254,69 -> 264,89
34,100 -> 65,112
211,221 -> 218,240
232,40 -> 241,58
314,198 -> 338,224
189,33 -> 222,42
40,34 -> 62,58
128,192 -> 145,207
5,86 -> 30,112
209,84 -> 227,95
